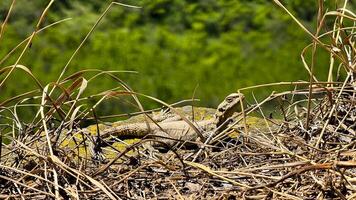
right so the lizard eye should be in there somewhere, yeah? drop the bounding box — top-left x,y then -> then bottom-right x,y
226,97 -> 233,103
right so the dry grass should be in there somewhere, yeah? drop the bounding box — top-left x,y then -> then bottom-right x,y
0,1 -> 355,199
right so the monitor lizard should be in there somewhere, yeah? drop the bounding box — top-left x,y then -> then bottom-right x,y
89,93 -> 244,149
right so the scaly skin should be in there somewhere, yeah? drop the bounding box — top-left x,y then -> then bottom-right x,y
99,119 -> 216,143
91,93 -> 244,146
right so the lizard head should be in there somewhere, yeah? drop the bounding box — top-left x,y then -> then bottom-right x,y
214,93 -> 245,127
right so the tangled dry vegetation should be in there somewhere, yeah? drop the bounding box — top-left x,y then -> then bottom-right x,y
0,1 -> 355,199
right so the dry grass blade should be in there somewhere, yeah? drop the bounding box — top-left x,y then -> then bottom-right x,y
184,161 -> 251,188
0,0 -> 16,43
0,0 -> 55,88
55,2 -> 140,84
0,18 -> 71,65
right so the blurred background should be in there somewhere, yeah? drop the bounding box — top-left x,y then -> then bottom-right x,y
1,0 -> 351,117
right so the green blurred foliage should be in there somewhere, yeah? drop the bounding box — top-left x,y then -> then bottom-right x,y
0,0 -> 341,114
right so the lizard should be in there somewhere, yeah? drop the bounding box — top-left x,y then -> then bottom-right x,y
90,93 -> 245,149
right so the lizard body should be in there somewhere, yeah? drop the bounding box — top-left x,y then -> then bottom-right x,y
92,93 -> 244,146
100,118 -> 215,142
